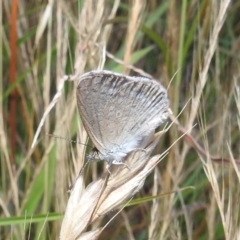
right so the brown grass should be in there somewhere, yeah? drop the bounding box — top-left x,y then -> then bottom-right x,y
1,0 -> 240,239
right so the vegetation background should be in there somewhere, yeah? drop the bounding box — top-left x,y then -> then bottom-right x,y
1,0 -> 240,239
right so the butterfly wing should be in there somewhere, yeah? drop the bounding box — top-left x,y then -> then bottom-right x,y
76,70 -> 169,158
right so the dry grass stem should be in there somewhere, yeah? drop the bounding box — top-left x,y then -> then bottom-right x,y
169,113 -> 240,166
148,168 -> 161,239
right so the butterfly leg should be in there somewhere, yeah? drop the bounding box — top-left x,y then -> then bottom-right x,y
111,160 -> 131,171
122,162 -> 131,171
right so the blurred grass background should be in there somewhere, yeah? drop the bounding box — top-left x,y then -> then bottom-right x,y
1,0 -> 240,239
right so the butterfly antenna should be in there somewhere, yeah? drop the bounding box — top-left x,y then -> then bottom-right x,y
78,158 -> 91,175
46,133 -> 89,147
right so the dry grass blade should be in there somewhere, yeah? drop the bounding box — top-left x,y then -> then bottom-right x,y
60,131 -> 168,239
34,1 -> 53,47
77,229 -> 103,240
123,0 -> 145,74
105,50 -> 153,78
188,0 -> 231,129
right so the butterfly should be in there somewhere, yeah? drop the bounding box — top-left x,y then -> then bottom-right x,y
76,70 -> 169,170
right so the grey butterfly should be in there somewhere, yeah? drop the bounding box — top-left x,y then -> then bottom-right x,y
76,70 -> 169,170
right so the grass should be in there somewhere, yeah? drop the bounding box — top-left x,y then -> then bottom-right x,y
1,0 -> 240,239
